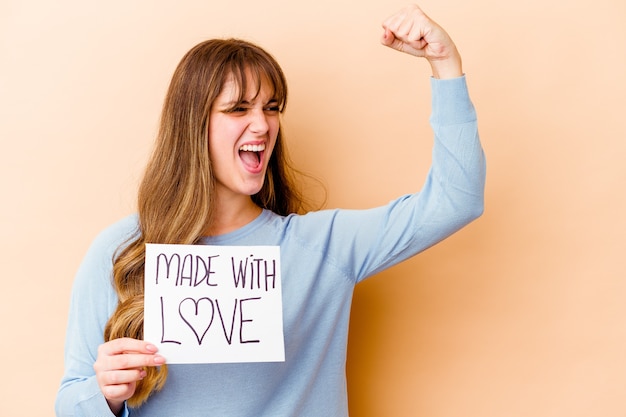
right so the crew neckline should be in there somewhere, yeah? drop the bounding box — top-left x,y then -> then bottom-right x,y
198,209 -> 273,245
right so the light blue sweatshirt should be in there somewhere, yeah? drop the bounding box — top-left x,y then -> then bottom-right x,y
56,76 -> 485,417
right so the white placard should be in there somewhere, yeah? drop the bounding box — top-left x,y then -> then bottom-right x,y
144,244 -> 284,364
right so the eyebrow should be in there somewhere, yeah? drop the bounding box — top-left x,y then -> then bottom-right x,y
222,98 -> 279,107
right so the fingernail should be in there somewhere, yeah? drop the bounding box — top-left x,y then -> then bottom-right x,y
146,344 -> 158,353
154,355 -> 166,365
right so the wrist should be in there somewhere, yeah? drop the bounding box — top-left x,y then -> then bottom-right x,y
429,54 -> 463,79
107,399 -> 125,417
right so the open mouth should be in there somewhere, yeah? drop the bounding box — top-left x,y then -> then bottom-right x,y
239,143 -> 265,170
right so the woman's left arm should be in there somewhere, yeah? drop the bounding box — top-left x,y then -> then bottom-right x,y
322,5 -> 485,282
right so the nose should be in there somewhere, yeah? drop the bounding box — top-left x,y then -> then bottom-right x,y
249,108 -> 270,135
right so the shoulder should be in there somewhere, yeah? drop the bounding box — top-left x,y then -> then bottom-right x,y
91,214 -> 140,255
69,214 -> 140,304
281,209 -> 341,231
78,214 -> 140,274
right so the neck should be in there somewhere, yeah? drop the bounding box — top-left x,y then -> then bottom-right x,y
204,195 -> 262,236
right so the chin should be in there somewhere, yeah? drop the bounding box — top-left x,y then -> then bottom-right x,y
243,182 -> 265,197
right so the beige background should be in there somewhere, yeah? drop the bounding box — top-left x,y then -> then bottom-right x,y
1,0 -> 625,416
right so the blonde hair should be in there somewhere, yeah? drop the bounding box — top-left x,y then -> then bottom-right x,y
104,38 -> 310,407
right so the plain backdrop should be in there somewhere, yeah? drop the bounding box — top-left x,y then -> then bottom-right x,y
1,0 -> 625,416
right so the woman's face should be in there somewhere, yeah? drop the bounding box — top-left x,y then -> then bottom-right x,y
208,72 -> 280,203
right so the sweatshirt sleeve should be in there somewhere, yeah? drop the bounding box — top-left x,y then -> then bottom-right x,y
291,75 -> 486,283
55,217 -> 137,417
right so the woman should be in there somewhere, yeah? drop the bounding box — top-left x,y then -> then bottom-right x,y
56,4 -> 485,416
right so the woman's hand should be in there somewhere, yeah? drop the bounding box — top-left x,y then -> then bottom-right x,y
381,4 -> 462,79
93,337 -> 165,415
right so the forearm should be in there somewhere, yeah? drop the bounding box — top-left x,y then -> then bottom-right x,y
428,75 -> 485,223
56,220 -> 134,417
56,376 -> 128,417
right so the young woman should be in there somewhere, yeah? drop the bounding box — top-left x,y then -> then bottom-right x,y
56,4 -> 486,416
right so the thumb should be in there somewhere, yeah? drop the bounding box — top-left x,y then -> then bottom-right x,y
380,28 -> 393,46
380,28 -> 402,50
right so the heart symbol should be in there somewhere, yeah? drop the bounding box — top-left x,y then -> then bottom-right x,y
178,297 -> 215,345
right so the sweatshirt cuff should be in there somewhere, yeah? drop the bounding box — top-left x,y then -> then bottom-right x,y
430,75 -> 476,126
74,376 -> 128,417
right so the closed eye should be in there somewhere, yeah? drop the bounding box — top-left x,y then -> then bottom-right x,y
223,100 -> 280,114
264,100 -> 280,113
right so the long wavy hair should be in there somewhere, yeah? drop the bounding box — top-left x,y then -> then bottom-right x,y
103,38 -> 311,407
